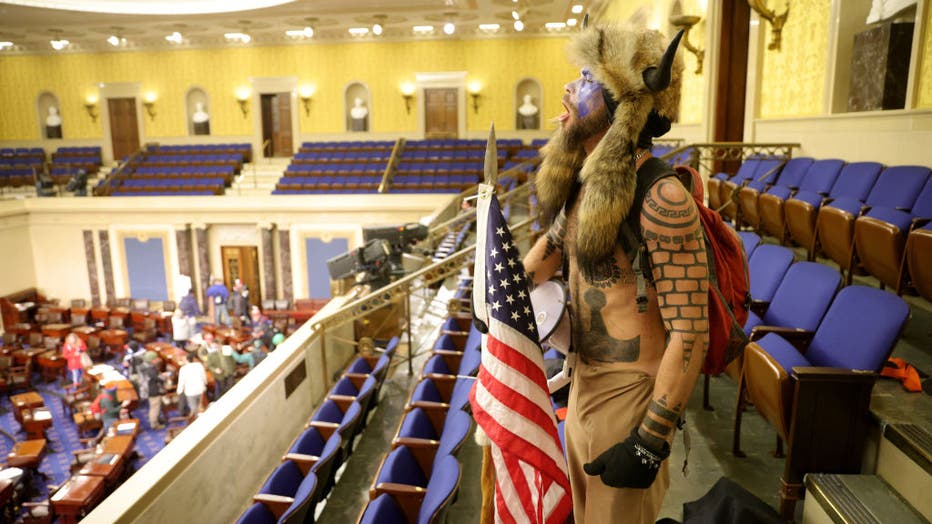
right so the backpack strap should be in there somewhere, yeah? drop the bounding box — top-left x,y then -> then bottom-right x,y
621,157 -> 678,312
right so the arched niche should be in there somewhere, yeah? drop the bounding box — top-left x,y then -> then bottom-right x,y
37,91 -> 63,139
344,82 -> 371,132
185,87 -> 211,136
515,78 -> 542,130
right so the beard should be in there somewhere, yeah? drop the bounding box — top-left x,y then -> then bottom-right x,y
557,102 -> 610,152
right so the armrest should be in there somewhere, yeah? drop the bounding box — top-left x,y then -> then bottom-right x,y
406,401 -> 448,435
749,326 -> 815,352
282,452 -> 319,476
391,437 -> 439,474
328,394 -> 356,413
253,493 -> 295,520
791,367 -> 879,382
306,421 -> 339,440
342,372 -> 369,390
361,354 -> 380,370
431,349 -> 464,358
422,373 -> 457,402
749,300 -> 769,318
371,482 -> 427,524
910,217 -> 931,231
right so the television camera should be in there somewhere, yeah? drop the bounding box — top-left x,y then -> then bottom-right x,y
325,238 -> 393,288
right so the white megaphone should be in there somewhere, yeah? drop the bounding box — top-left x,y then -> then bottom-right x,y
529,280 -> 575,394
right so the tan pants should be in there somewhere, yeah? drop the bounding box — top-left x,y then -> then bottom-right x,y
148,396 -> 162,428
565,361 -> 669,524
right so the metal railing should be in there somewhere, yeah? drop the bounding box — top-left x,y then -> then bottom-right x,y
378,138 -> 406,193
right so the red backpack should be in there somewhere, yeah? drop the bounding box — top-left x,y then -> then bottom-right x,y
623,158 -> 750,375
89,389 -> 114,416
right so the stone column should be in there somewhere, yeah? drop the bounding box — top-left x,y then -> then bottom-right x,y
175,224 -> 194,281
260,223 -> 276,302
278,227 -> 293,304
83,230 -> 100,306
98,230 -> 115,306
194,225 -> 210,308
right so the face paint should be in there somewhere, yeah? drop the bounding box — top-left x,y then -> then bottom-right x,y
575,69 -> 604,118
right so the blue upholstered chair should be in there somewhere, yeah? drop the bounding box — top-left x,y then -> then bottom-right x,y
747,245 -> 795,316
738,157 -> 812,230
248,461 -> 318,524
363,453 -> 461,524
758,159 -> 844,242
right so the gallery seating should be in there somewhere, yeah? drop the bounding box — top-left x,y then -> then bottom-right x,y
758,159 -> 844,243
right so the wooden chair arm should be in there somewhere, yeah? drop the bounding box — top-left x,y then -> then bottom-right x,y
306,421 -> 339,440
282,452 -> 319,476
391,437 -> 439,474
371,482 -> 427,523
328,394 -> 356,413
253,493 -> 294,520
749,300 -> 769,318
748,326 -> 815,352
406,401 -> 448,435
341,372 -> 369,390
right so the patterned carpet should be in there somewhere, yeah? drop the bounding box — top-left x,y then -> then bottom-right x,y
0,353 -> 169,521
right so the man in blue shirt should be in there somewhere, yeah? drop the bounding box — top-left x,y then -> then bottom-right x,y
178,288 -> 201,319
206,278 -> 231,326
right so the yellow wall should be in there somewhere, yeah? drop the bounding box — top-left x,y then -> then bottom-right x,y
0,213 -> 37,298
599,0 -> 706,124
0,38 -> 579,140
758,0 -> 831,118
918,2 -> 932,108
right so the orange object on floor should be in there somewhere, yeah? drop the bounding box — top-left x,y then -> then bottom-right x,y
881,358 -> 923,392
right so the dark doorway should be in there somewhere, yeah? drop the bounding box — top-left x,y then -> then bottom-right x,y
424,88 -> 458,139
108,98 -> 140,161
221,245 -> 261,309
260,93 -> 294,158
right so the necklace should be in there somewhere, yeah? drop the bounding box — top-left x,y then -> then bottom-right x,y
634,149 -> 649,162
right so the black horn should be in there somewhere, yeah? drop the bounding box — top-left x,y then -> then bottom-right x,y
643,29 -> 684,92
582,13 -> 589,29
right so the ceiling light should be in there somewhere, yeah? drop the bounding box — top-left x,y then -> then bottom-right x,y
224,32 -> 251,43
348,27 -> 370,36
478,23 -> 500,31
165,31 -> 183,44
545,22 -> 567,30
107,35 -> 127,46
0,42 -> 13,50
286,26 -> 314,38
513,20 -> 524,31
512,10 -> 520,20
413,25 -> 434,34
372,23 -> 383,36
567,18 -> 578,27
50,39 -> 70,50
443,22 -> 455,35
571,4 -> 584,14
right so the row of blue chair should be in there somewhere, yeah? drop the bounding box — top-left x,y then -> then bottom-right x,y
0,147 -> 43,155
238,338 -> 399,524
272,188 -> 382,195
55,146 -> 101,154
294,151 -> 390,161
134,165 -> 235,175
121,177 -> 225,187
399,150 -> 491,160
145,153 -> 241,163
150,143 -> 250,153
111,190 -> 215,196
396,161 -> 483,171
286,164 -> 385,174
358,297 -> 476,522
278,176 -> 381,187
0,157 -> 43,166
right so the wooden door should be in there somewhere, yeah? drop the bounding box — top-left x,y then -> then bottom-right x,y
713,0 -> 751,171
260,93 -> 293,157
424,88 -> 458,139
108,98 -> 140,161
221,246 -> 261,308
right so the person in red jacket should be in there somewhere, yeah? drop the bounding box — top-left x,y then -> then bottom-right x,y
62,333 -> 88,385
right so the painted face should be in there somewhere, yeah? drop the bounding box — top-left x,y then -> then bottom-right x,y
573,69 -> 605,118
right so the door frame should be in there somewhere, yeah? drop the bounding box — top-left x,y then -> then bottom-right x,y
415,72 -> 467,139
220,245 -> 262,308
99,82 -> 147,164
250,77 -> 299,160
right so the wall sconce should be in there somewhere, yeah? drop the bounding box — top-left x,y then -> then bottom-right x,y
400,82 -> 415,114
748,0 -> 789,51
669,15 -> 704,75
235,86 -> 251,118
84,95 -> 99,122
298,85 -> 315,116
468,81 -> 481,114
142,92 -> 157,121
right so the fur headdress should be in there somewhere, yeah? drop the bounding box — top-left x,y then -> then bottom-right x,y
536,23 -> 684,279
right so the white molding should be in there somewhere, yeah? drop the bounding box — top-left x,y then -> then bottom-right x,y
905,0 -> 928,109
415,71 -> 467,138
98,81 -> 142,164
743,13 -> 764,141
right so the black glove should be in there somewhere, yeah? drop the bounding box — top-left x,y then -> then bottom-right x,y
583,427 -> 670,489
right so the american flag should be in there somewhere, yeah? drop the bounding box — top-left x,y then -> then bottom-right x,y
468,183 -> 573,524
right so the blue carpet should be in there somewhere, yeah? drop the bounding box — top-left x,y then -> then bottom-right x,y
1,352 -> 169,520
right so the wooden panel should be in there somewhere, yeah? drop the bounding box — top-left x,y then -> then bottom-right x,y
425,88 -> 458,139
714,0 -> 750,174
275,92 -> 293,157
260,94 -> 275,158
108,98 -> 139,161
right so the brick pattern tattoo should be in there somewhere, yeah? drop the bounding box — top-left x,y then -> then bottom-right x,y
641,180 -> 710,372
577,287 -> 641,362
542,210 -> 567,261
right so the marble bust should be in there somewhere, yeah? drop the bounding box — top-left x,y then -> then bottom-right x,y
350,97 -> 368,132
46,106 -> 62,139
517,94 -> 539,130
192,102 -> 210,135
867,0 -> 918,23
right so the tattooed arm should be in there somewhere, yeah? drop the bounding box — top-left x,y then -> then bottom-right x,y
638,179 -> 710,451
522,208 -> 567,288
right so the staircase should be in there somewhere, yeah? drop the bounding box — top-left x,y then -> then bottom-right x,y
228,158 -> 289,196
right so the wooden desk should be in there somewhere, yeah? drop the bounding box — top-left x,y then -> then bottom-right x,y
41,323 -> 72,340
50,474 -> 105,524
99,329 -> 128,351
212,327 -> 251,346
12,346 -> 44,366
100,435 -> 134,460
6,323 -> 36,337
107,418 -> 140,439
90,307 -> 110,323
11,392 -> 44,423
21,407 -> 53,440
78,452 -> 124,487
70,326 -> 99,342
102,379 -> 138,411
6,439 -> 47,470
109,307 -> 130,327
36,350 -> 65,382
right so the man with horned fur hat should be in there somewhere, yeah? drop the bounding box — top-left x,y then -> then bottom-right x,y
523,21 -> 708,523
